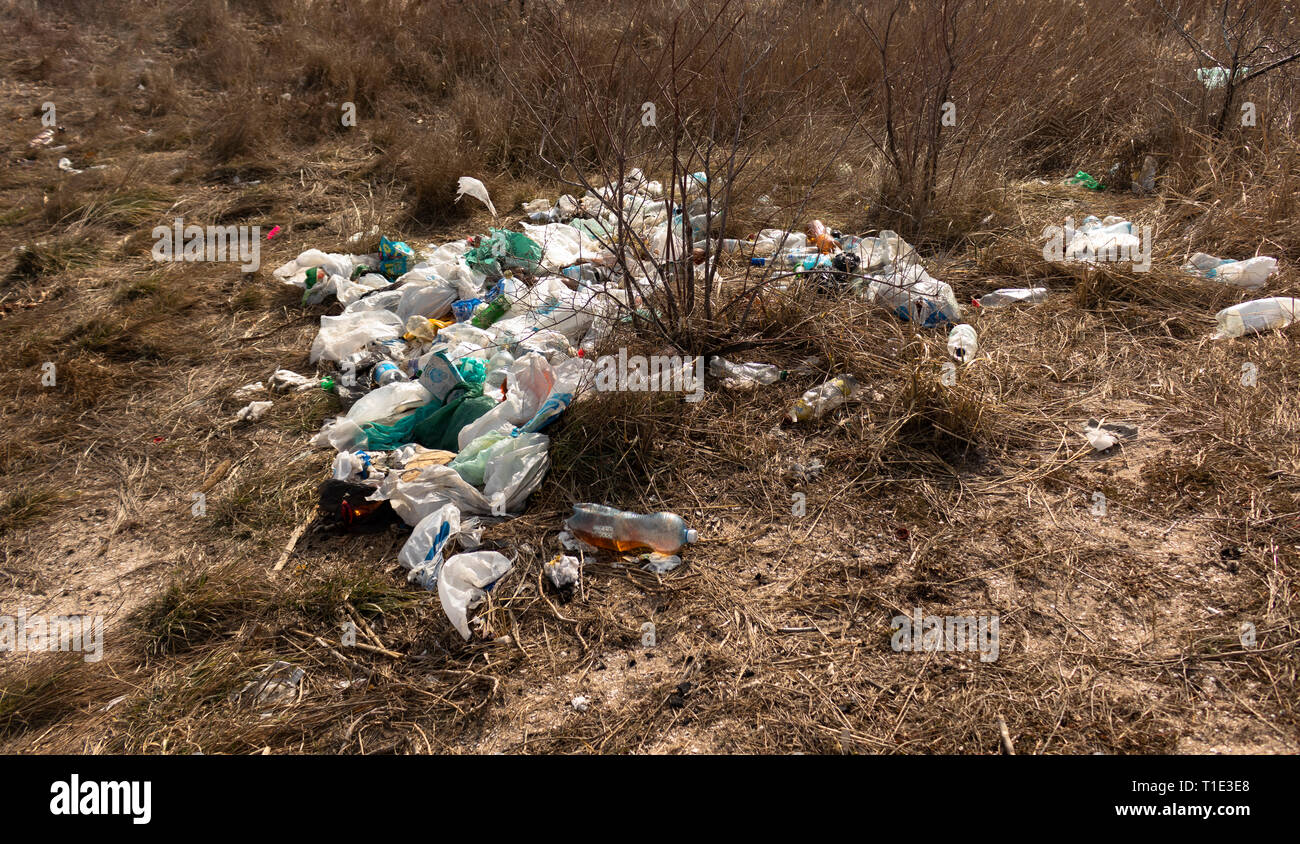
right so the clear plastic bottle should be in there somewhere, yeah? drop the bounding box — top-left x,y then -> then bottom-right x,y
484,349 -> 515,389
565,504 -> 698,554
709,357 -> 786,386
373,361 -> 409,386
976,287 -> 1048,308
788,374 -> 859,422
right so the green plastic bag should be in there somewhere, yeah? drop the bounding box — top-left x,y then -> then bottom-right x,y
1067,171 -> 1103,191
465,229 -> 543,276
362,382 -> 498,452
448,431 -> 511,486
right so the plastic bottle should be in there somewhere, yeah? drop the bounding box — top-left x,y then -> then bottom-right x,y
976,287 -> 1048,308
484,349 -> 515,389
947,324 -> 978,363
565,504 -> 698,554
788,375 -> 860,422
750,250 -> 824,269
471,296 -> 510,329
1212,297 -> 1300,339
805,219 -> 837,254
373,361 -> 408,386
709,357 -> 786,386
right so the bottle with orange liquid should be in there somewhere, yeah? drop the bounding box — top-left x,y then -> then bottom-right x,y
805,219 -> 837,254
565,504 -> 698,554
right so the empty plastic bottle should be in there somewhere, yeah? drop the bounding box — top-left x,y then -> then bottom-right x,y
788,374 -> 860,422
750,250 -> 826,270
709,357 -> 786,387
1212,297 -> 1300,339
565,504 -> 698,554
947,324 -> 978,363
372,361 -> 408,386
976,287 -> 1049,308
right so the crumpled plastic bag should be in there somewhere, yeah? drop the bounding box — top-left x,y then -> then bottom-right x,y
519,222 -> 607,268
1184,253 -> 1278,290
310,310 -> 404,363
274,249 -> 372,287
363,382 -> 497,452
865,264 -> 961,327
397,503 -> 481,591
377,465 -> 491,524
439,551 -> 512,639
464,228 -> 542,276
376,434 -> 551,521
314,380 -> 432,451
455,352 -> 556,449
235,400 -> 272,423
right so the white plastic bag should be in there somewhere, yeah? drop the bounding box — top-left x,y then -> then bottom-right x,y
481,433 -> 551,514
456,353 -> 556,449
1185,253 -> 1278,290
310,310 -> 403,363
866,264 -> 961,327
313,381 -> 431,451
398,503 -> 465,590
377,464 -> 494,524
455,177 -> 497,217
395,272 -> 460,322
438,551 -> 512,639
1212,297 -> 1300,339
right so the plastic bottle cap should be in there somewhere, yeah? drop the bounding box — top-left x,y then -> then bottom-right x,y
685,529 -> 698,544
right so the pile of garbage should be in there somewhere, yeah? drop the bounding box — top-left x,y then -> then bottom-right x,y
261,174 -> 764,639
747,223 -> 962,327
253,167 -> 1023,637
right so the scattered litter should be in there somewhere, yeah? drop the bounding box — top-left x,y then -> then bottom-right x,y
1067,171 -> 1103,190
1084,418 -> 1138,452
235,400 -> 272,423
570,695 -> 590,712
266,225 -> 282,240
1198,66 -> 1248,89
709,356 -> 786,389
639,552 -> 682,573
974,287 -> 1048,308
439,551 -> 512,640
269,369 -> 318,392
29,128 -> 56,147
1184,253 -> 1278,289
231,661 -> 304,708
565,504 -> 697,555
234,381 -> 265,399
947,324 -> 978,363
57,157 -> 82,174
788,375 -> 859,423
788,457 -> 825,482
1212,297 -> 1300,339
544,553 -> 581,590
455,176 -> 497,217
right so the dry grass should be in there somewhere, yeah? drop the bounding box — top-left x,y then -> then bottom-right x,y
0,0 -> 1295,755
